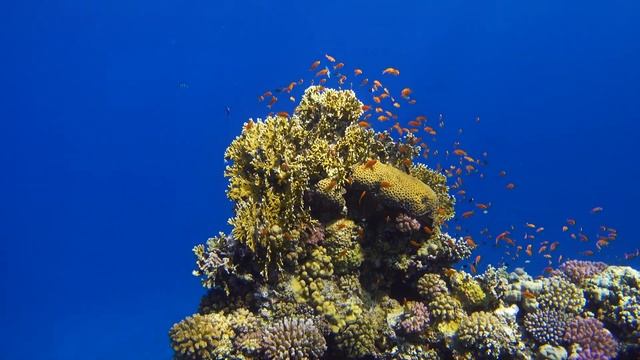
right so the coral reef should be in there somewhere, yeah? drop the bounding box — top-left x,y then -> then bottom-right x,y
169,86 -> 640,359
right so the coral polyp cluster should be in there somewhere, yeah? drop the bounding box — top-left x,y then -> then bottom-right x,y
170,86 -> 639,359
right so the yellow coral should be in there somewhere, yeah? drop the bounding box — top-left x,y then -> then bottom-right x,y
448,269 -> 486,307
169,312 -> 234,360
351,161 -> 438,217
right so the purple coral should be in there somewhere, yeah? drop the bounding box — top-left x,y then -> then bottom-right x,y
555,260 -> 607,284
523,309 -> 570,346
399,301 -> 430,334
564,317 -> 618,359
305,226 -> 325,246
395,213 -> 421,233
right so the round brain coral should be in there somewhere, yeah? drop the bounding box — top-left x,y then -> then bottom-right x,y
351,161 -> 438,218
262,317 -> 327,360
417,273 -> 449,300
523,309 -> 570,346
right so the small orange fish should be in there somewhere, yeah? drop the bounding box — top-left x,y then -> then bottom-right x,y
276,111 -> 289,118
538,245 -> 547,254
522,289 -> 536,299
525,244 -> 533,256
408,120 -> 421,127
470,263 -> 477,275
379,180 -> 392,188
360,78 -> 369,86
562,225 -> 568,232
364,159 -> 378,169
416,115 -> 427,121
373,96 -> 381,103
536,227 -> 545,233
550,241 -> 560,251
243,121 -> 254,131
379,93 -> 390,99
338,75 -> 347,85
373,79 -> 383,88
333,62 -> 344,70
324,179 -> 337,191
525,223 -> 536,228
325,54 -> 336,62
474,255 -> 482,266
462,210 -> 475,219
567,218 -> 576,225
286,82 -> 296,92
580,250 -> 594,256
423,225 -> 433,234
375,107 -> 383,113
362,105 -> 371,111
498,170 -> 507,177
505,182 -> 516,190
596,239 -> 609,249
578,233 -> 589,242
408,99 -> 417,104
443,268 -> 457,277
476,203 -> 490,210
358,121 -> 370,128
401,158 -> 412,167
315,68 -> 328,77
465,236 -> 477,247
453,149 -> 467,156
377,115 -> 389,122
309,60 -> 321,70
393,102 -> 400,108
590,206 -> 604,214
401,88 -> 412,98
382,67 -> 400,76
358,190 -> 367,205
409,239 -> 421,248
267,96 -> 278,107
354,68 -> 363,76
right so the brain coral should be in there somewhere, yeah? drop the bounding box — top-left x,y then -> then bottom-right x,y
417,273 -> 449,300
351,161 -> 438,218
262,317 -> 327,360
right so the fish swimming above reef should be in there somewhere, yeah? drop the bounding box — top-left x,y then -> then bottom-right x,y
168,66 -> 637,360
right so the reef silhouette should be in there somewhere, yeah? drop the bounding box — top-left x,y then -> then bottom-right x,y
169,86 -> 640,360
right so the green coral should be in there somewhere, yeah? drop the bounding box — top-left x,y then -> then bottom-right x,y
351,161 -> 438,218
334,308 -> 383,358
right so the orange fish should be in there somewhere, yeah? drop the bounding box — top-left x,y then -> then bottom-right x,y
423,225 -> 433,234
590,206 -> 604,214
382,67 -> 400,76
498,170 -> 507,177
465,236 -> 477,248
315,68 -> 329,77
416,115 -> 427,121
470,263 -> 477,275
409,239 -> 421,248
286,82 -> 296,92
354,68 -> 363,76
522,290 -> 536,299
496,231 -> 511,244
373,79 -> 383,88
401,88 -> 412,98
567,218 -> 576,225
243,121 -> 254,131
267,96 -> 278,108
538,245 -> 547,254
526,223 -> 536,228
333,62 -> 344,70
408,99 -> 417,104
358,121 -> 370,128
379,180 -> 392,188
358,190 -> 367,205
373,96 -> 381,103
309,60 -> 321,70
525,244 -> 533,256
361,105 -> 371,111
476,203 -> 490,210
276,111 -> 289,118
580,250 -> 594,256
453,149 -> 467,156
324,178 -> 338,191
536,227 -> 545,233
562,225 -> 568,232
462,210 -> 475,219
578,233 -> 589,242
393,102 -> 401,108
364,159 -> 378,169
377,115 -> 389,122
550,241 -> 560,251
325,54 -> 336,62
360,78 -> 369,86
474,255 -> 482,266
596,238 -> 609,249
505,183 -> 516,190
338,75 -> 347,85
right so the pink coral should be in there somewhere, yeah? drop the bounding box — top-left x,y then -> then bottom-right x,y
555,260 -> 607,284
564,317 -> 618,359
399,301 -> 430,334
395,213 -> 421,233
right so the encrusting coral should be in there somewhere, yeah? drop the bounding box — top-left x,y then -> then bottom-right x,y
169,85 -> 640,359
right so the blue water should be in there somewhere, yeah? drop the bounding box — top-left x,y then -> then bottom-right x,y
3,1 -> 640,359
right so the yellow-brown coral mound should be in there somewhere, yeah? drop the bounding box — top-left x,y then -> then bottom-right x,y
351,161 -> 438,217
